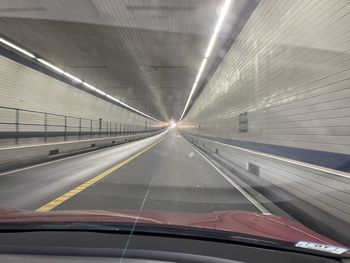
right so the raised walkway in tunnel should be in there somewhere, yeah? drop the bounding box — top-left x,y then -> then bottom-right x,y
0,130 -> 265,214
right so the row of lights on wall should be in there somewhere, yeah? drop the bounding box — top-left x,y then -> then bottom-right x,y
179,0 -> 232,122
0,36 -> 161,123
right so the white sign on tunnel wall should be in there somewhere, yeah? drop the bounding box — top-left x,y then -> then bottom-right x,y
239,112 -> 248,132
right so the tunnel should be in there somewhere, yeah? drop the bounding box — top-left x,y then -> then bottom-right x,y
0,0 -> 349,262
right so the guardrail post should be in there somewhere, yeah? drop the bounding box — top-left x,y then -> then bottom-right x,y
44,113 -> 47,143
64,116 -> 67,141
98,118 -> 102,137
79,118 -> 81,140
15,109 -> 19,145
90,119 -> 93,138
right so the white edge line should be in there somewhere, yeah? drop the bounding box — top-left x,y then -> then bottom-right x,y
190,136 -> 350,180
0,131 -> 168,177
183,137 -> 271,214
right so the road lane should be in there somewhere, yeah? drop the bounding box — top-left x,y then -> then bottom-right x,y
55,130 -> 262,213
0,129 -> 264,214
0,131 -> 166,210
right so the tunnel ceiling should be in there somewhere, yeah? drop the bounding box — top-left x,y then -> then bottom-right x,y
0,0 -> 244,122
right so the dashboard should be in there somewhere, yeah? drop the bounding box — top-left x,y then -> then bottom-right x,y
0,231 -> 346,263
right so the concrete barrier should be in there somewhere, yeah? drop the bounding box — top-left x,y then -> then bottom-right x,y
182,132 -> 350,244
0,130 -> 163,172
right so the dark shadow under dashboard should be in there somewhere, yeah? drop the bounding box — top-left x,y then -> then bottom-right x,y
0,231 -> 347,263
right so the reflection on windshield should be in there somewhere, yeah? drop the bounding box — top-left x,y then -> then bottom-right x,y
0,0 -> 349,257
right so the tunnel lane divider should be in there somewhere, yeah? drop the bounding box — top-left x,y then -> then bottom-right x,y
183,137 -> 271,215
35,134 -> 168,212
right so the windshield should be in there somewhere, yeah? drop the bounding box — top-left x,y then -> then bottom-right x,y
0,0 -> 349,259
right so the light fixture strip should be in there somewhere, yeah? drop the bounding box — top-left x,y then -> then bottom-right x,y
0,36 -> 161,122
195,58 -> 208,83
179,0 -> 232,121
37,58 -> 64,74
0,36 -> 36,59
63,72 -> 83,83
213,0 -> 232,35
205,34 -> 217,58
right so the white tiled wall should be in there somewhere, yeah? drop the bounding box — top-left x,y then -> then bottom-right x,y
0,54 -> 160,137
182,0 -> 350,155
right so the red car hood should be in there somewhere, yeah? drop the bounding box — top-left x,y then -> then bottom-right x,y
0,208 -> 343,246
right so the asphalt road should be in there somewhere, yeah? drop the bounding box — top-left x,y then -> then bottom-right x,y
0,129 -> 261,213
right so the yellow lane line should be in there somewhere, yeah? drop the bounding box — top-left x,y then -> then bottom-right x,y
36,135 -> 167,212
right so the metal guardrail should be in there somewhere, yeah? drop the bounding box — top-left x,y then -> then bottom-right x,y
0,106 -> 160,144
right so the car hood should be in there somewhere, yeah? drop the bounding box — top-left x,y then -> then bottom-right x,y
0,208 -> 342,246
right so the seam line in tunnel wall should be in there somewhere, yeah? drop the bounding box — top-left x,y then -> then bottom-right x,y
183,138 -> 271,215
35,134 -> 168,212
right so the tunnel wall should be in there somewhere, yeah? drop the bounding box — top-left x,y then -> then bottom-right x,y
181,0 -> 350,157
179,0 -> 350,242
0,130 -> 165,173
183,133 -> 350,244
0,53 -> 162,146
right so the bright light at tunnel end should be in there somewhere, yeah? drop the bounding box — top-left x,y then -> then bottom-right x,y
179,0 -> 232,122
168,119 -> 177,129
0,37 -> 161,123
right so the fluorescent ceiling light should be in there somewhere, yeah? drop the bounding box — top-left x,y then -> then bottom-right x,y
37,58 -> 64,74
205,34 -> 217,58
83,82 -> 106,96
190,81 -> 198,98
104,93 -> 159,121
214,0 -> 232,35
0,36 -> 36,59
195,58 -> 208,83
0,34 -> 162,123
179,0 -> 232,121
73,78 -> 159,121
63,72 -> 83,83
105,94 -> 116,101
82,82 -> 96,91
94,88 -> 107,96
180,82 -> 198,120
